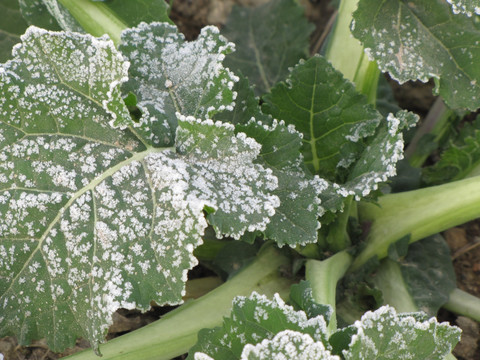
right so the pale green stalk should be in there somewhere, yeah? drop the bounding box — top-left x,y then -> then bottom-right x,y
325,0 -> 379,103
353,175 -> 480,270
305,251 -> 353,335
57,0 -> 127,44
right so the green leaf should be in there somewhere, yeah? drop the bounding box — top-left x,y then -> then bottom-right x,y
262,57 -> 417,209
221,0 -> 314,95
216,75 -> 325,246
423,117 -> 480,184
342,305 -> 461,359
0,27 -> 280,352
290,281 -> 333,322
398,235 -> 457,315
263,55 -> 382,181
119,22 -> 238,147
0,0 -> 29,62
188,292 -> 330,360
352,0 -> 480,110
446,0 -> 480,16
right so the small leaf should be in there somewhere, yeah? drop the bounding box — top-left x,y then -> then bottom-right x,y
342,305 -> 461,359
188,292 -> 330,360
352,0 -> 480,110
422,117 -> 480,184
120,22 -> 238,147
290,281 -> 333,322
222,0 -> 314,95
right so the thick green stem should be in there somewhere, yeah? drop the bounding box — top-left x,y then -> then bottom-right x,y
352,175 -> 480,270
444,288 -> 480,323
57,0 -> 127,44
305,251 -> 353,335
64,245 -> 293,360
325,0 -> 379,103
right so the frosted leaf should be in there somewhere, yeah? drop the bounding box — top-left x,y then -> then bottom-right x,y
352,0 -> 480,110
0,26 -> 135,145
120,22 -> 238,147
262,55 -> 382,181
337,110 -> 419,200
343,305 -> 461,360
446,0 -> 480,16
187,292 -> 330,360
0,29 -> 279,353
263,56 -> 413,209
236,118 -> 325,246
241,330 -> 340,360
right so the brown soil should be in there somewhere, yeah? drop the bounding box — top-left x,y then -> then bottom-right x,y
2,1 -> 480,359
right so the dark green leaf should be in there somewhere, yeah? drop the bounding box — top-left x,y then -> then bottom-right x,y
352,0 -> 480,110
399,235 -> 457,315
221,0 -> 314,95
0,0 -> 29,62
290,281 -> 333,322
423,117 -> 480,184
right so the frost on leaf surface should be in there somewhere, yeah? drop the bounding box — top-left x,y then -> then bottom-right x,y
241,330 -> 340,360
216,75 -> 326,246
119,22 -> 238,147
188,292 -> 330,360
352,0 -> 480,110
343,306 -> 461,360
0,28 -> 279,352
221,0 -> 314,95
263,56 -> 414,207
446,0 -> 480,17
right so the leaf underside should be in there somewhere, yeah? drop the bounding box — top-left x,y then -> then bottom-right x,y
0,25 -> 281,352
352,0 -> 480,110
